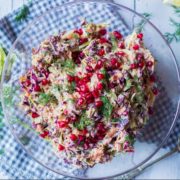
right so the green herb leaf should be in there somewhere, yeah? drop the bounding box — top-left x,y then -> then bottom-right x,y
101,96 -> 113,120
125,135 -> 135,145
0,46 -> 6,79
67,82 -> 76,93
111,118 -> 122,123
164,18 -> 180,43
135,13 -> 152,33
110,34 -> 118,51
74,111 -> 94,130
124,79 -> 132,91
15,5 -> 29,22
38,93 -> 57,105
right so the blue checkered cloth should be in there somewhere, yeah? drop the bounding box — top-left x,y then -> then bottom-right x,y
0,0 -> 180,179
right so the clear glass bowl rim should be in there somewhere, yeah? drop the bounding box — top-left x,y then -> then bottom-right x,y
1,0 -> 180,179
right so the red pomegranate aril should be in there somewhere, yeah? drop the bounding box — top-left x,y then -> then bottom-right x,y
99,37 -> 108,44
67,75 -> 74,82
116,51 -> 125,56
92,89 -> 99,98
95,60 -> 103,69
82,76 -> 90,83
80,84 -> 89,92
40,130 -> 49,138
70,134 -> 77,141
137,33 -> 143,39
98,28 -> 107,36
32,112 -> 39,118
110,58 -> 118,66
133,44 -> 139,50
118,42 -> 125,49
74,28 -> 83,35
79,38 -> 88,45
74,76 -> 80,82
149,75 -> 156,82
81,129 -> 88,135
130,63 -> 137,69
138,61 -> 144,68
97,82 -> 103,90
34,85 -> 41,92
78,135 -> 84,142
113,31 -> 122,40
146,61 -> 153,67
136,53 -> 144,61
41,79 -> 49,86
86,65 -> 93,72
77,98 -> 84,106
25,79 -> 31,87
97,73 -> 104,80
58,144 -> 65,151
57,121 -> 68,128
95,100 -> 103,108
152,88 -> 159,95
98,49 -> 105,56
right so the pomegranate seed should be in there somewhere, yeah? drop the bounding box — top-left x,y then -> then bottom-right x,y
149,75 -> 156,82
95,100 -> 103,108
97,49 -> 105,56
97,73 -> 104,80
78,135 -> 84,142
110,58 -> 118,66
152,88 -> 159,95
40,130 -> 49,138
34,85 -> 41,92
137,33 -> 143,39
86,72 -> 93,78
98,28 -> 107,36
67,116 -> 77,122
82,76 -> 90,83
81,129 -> 88,135
86,93 -> 94,101
136,53 -> 144,61
130,63 -> 137,69
24,79 -> 31,87
57,121 -> 68,128
74,28 -> 83,35
67,75 -> 74,82
58,144 -> 65,151
79,38 -> 88,45
118,42 -> 125,49
86,65 -> 93,72
80,84 -> 89,92
79,52 -> 85,59
138,61 -> 144,68
95,60 -> 103,69
41,79 -> 49,86
74,76 -> 80,82
97,82 -> 103,90
99,37 -> 108,44
146,61 -> 153,67
32,112 -> 39,118
133,44 -> 139,50
92,89 -> 99,98
70,134 -> 77,141
116,51 -> 125,56
77,98 -> 84,106
113,31 -> 122,39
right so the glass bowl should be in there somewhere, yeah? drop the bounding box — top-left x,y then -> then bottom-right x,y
1,0 -> 180,179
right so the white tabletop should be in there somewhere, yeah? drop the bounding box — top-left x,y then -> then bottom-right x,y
0,0 -> 179,179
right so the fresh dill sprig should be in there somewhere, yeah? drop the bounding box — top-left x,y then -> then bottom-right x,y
164,18 -> 180,43
172,5 -> 180,16
15,5 -> 29,22
135,13 -> 152,33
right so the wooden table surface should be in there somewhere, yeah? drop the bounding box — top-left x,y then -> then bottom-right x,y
0,0 -> 179,179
